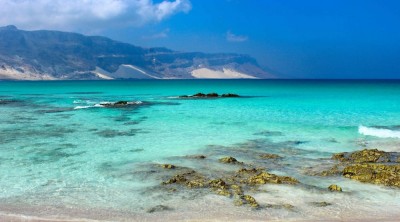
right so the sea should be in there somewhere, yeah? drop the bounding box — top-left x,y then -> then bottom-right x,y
0,80 -> 400,221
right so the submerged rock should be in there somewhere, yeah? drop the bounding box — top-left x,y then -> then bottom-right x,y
186,154 -> 207,159
309,201 -> 332,207
328,184 -> 342,192
221,93 -> 240,98
100,101 -> 143,108
160,164 -> 176,169
259,153 -> 282,159
219,156 -> 242,164
146,205 -> 173,213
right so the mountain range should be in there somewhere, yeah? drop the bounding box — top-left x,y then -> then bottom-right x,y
0,25 -> 274,80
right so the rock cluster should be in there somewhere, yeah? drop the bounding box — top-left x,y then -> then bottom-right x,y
179,93 -> 240,98
161,157 -> 299,209
331,149 -> 400,188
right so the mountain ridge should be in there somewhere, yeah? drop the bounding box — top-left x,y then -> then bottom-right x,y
0,26 -> 275,80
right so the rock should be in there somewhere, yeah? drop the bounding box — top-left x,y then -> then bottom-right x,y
114,101 -> 128,105
186,154 -> 207,159
259,153 -> 282,159
221,93 -> 240,97
310,202 -> 332,207
328,184 -> 342,192
186,178 -> 207,188
219,156 -> 242,164
160,164 -> 176,169
206,93 -> 219,97
179,93 -> 240,98
247,172 -> 299,185
243,195 -> 259,208
162,174 -> 187,185
193,93 -> 206,97
231,184 -> 243,195
146,205 -> 172,213
343,164 -> 400,187
100,101 -> 143,108
215,189 -> 232,197
333,149 -> 390,163
209,179 -> 228,189
318,165 -> 342,177
237,168 -> 259,174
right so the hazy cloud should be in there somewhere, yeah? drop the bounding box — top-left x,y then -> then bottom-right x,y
0,0 -> 192,31
226,31 -> 248,42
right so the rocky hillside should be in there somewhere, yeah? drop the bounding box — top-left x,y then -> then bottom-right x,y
0,25 -> 274,80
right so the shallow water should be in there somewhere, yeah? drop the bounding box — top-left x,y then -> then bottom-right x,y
1,80 -> 400,221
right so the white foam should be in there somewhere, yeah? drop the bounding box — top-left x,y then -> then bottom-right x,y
359,125 -> 400,139
74,106 -> 92,110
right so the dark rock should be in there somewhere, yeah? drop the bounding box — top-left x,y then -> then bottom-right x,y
328,184 -> 342,192
206,93 -> 219,97
186,154 -> 207,159
146,205 -> 173,213
160,164 -> 176,169
193,93 -> 206,97
310,201 -> 332,207
221,93 -> 240,97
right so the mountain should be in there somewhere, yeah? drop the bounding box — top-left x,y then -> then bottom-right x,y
0,25 -> 274,80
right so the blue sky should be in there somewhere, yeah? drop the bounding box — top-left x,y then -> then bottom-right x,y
1,0 -> 400,78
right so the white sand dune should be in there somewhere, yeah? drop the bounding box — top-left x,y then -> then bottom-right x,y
191,68 -> 258,79
94,65 -> 160,79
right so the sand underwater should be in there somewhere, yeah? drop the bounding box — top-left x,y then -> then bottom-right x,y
1,80 -> 400,221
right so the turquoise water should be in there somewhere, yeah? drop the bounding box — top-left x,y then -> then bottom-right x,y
1,80 -> 400,221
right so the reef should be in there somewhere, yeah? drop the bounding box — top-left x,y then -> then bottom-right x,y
100,101 -> 144,107
178,93 -> 240,99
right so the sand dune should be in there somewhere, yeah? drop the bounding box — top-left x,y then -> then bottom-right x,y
191,68 -> 258,79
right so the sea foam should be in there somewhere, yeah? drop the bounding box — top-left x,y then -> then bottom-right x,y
359,125 -> 400,139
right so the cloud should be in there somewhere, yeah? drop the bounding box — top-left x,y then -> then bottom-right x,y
0,0 -> 191,31
226,31 -> 248,42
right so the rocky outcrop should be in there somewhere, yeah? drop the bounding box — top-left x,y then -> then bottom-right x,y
331,149 -> 400,188
161,159 -> 299,209
179,93 -> 240,99
343,164 -> 400,187
219,156 -> 242,164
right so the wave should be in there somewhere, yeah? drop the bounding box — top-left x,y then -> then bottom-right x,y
74,105 -> 93,110
358,125 -> 400,139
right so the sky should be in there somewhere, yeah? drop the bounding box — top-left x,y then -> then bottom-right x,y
0,0 -> 400,79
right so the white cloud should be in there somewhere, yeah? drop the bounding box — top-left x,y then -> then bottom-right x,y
226,31 -> 248,42
0,0 -> 191,31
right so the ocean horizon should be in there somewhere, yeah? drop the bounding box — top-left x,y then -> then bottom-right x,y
1,79 -> 400,221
